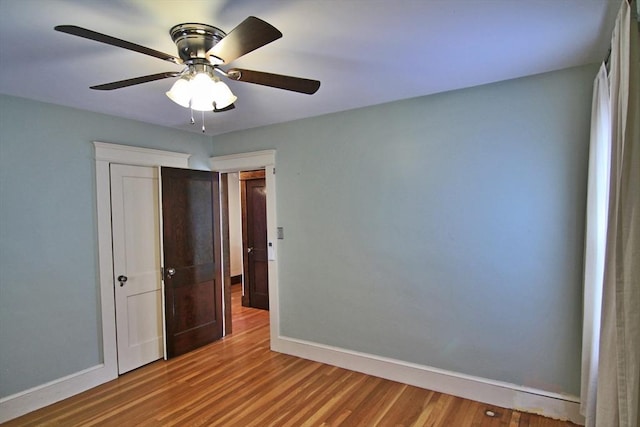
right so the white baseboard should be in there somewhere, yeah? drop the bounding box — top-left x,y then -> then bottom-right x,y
272,336 -> 585,425
1,337 -> 584,424
0,364 -> 116,423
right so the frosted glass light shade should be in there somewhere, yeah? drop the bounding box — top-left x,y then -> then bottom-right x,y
211,80 -> 237,110
165,78 -> 192,108
166,73 -> 237,112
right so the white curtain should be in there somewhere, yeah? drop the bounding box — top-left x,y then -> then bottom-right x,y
581,0 -> 640,426
581,62 -> 611,426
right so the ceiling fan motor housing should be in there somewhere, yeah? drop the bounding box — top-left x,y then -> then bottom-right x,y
170,23 -> 226,63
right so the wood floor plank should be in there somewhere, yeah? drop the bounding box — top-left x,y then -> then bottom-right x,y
2,285 -> 580,427
375,385 -> 435,426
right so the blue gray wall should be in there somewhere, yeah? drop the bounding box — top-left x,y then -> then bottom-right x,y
0,95 -> 211,397
0,63 -> 595,399
210,65 -> 597,395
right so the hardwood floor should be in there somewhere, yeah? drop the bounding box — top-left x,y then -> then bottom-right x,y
3,285 -> 579,426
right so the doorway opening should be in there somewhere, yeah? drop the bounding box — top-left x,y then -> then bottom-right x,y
225,169 -> 269,333
211,150 -> 279,347
92,145 -> 279,405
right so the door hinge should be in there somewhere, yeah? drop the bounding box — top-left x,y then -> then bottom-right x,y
272,167 -> 276,175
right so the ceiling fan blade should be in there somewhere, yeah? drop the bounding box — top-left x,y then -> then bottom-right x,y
55,25 -> 182,65
227,68 -> 320,94
214,103 -> 235,113
90,72 -> 181,90
207,17 -> 282,64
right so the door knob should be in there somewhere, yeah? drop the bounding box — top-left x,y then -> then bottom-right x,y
117,275 -> 128,287
247,247 -> 253,254
166,267 -> 176,278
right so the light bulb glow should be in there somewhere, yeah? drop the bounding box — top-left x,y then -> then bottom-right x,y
166,71 -> 236,112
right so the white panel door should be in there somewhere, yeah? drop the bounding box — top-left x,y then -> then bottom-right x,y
111,164 -> 163,374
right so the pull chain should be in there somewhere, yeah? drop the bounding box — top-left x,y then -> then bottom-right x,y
188,105 -> 206,133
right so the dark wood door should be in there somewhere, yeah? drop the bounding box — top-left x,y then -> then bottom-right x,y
161,167 -> 223,358
241,170 -> 269,310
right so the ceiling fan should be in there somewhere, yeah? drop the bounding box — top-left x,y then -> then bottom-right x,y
54,17 -> 321,115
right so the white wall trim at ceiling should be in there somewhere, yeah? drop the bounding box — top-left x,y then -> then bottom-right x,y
0,142 -> 191,423
272,336 -> 584,425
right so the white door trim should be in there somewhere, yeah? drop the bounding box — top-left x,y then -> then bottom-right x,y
210,150 -> 279,346
95,142 -> 190,375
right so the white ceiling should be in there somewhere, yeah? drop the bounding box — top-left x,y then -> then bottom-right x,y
0,0 -> 619,136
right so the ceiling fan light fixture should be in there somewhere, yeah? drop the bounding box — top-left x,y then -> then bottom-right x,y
56,17 -> 320,124
166,71 -> 237,112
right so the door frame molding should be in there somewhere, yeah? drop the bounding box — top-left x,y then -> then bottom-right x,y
210,150 -> 279,347
94,142 -> 191,376
0,142 -> 191,422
